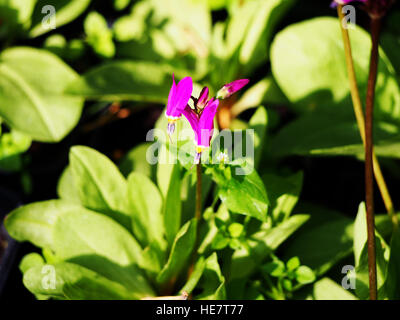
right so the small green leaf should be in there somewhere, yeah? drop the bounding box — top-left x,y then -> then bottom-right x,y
287,256 -> 300,272
228,222 -> 244,238
19,253 -> 45,274
282,279 -> 293,292
84,12 -> 115,58
57,165 -> 81,204
263,260 -> 285,277
157,219 -> 197,285
295,266 -> 315,284
212,233 -> 230,250
206,165 -> 269,221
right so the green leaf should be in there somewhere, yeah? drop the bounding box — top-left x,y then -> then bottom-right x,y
262,171 -> 303,223
5,200 -> 78,250
51,205 -> 154,297
195,253 -> 226,300
127,172 -> 165,248
263,260 -> 285,277
230,214 -> 309,279
271,17 -> 400,123
23,262 -> 139,300
19,253 -> 45,274
163,164 -> 182,246
249,106 -> 268,168
0,47 -> 84,142
114,0 -> 131,11
66,61 -> 172,103
286,256 -> 300,272
69,146 -> 131,229
282,205 -> 353,276
238,0 -> 294,73
312,278 -> 358,300
354,203 -> 388,300
271,113 -> 400,159
295,266 -> 315,284
206,165 -> 269,221
29,0 -> 91,37
0,129 -> 31,171
180,256 -> 206,295
228,222 -> 244,238
56,165 -> 81,204
119,143 -> 155,178
383,228 -> 400,299
84,12 -> 115,58
157,219 -> 197,285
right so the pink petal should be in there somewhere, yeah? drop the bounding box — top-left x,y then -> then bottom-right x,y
197,86 -> 209,109
197,98 -> 219,147
182,104 -> 199,134
166,74 -> 177,117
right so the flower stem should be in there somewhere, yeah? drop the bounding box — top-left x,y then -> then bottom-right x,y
364,16 -> 381,300
337,5 -> 398,229
195,162 -> 202,220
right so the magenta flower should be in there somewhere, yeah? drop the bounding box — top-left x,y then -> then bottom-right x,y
331,0 -> 366,6
216,79 -> 249,100
182,98 -> 220,164
165,74 -> 193,136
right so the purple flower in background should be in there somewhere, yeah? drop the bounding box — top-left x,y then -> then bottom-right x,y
331,0 -> 366,7
165,74 -> 193,137
216,79 -> 249,100
331,0 -> 394,17
182,98 -> 220,164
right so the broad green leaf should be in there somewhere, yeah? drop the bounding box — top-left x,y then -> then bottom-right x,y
0,0 -> 37,32
69,146 -> 131,229
282,205 -> 353,276
157,219 -> 197,285
52,206 -> 154,296
29,0 -> 91,37
271,113 -> 400,159
23,262 -> 139,300
262,171 -> 303,223
127,172 -> 165,248
56,165 -> 81,204
0,47 -> 84,142
195,253 -> 226,300
0,129 -> 31,171
66,61 -> 172,103
206,165 -> 269,221
383,228 -> 400,299
312,278 -> 358,300
119,143 -> 155,178
271,17 -> 400,123
163,164 -> 182,246
5,200 -> 78,250
238,0 -> 294,73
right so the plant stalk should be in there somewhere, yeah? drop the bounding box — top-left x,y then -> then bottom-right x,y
337,5 -> 398,229
195,162 -> 202,220
365,16 -> 382,301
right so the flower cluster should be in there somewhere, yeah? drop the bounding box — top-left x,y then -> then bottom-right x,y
165,76 -> 249,164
